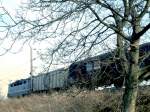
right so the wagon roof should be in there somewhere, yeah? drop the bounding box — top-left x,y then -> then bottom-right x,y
70,42 -> 150,65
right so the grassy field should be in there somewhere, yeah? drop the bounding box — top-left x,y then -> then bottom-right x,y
0,86 -> 150,112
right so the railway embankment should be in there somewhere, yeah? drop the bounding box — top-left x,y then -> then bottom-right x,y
0,86 -> 150,112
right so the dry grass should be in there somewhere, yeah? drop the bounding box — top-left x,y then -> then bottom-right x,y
0,86 -> 149,112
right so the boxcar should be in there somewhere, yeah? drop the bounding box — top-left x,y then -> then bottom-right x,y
32,74 -> 46,92
45,68 -> 68,89
32,68 -> 68,92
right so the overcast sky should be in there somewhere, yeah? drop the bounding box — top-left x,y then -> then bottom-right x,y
0,0 -> 30,96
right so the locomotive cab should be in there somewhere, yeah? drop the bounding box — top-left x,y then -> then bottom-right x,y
7,78 -> 31,97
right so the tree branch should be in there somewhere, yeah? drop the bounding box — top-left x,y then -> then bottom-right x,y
139,65 -> 150,81
88,6 -> 130,41
138,0 -> 150,19
135,23 -> 150,39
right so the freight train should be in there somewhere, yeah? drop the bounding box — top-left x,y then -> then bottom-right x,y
7,42 -> 150,97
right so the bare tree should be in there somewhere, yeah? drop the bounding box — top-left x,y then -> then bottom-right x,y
0,0 -> 150,112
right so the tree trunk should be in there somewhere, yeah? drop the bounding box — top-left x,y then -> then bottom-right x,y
117,35 -> 128,74
123,40 -> 140,112
114,30 -> 128,88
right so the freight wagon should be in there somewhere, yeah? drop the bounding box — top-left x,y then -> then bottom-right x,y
32,68 -> 68,92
